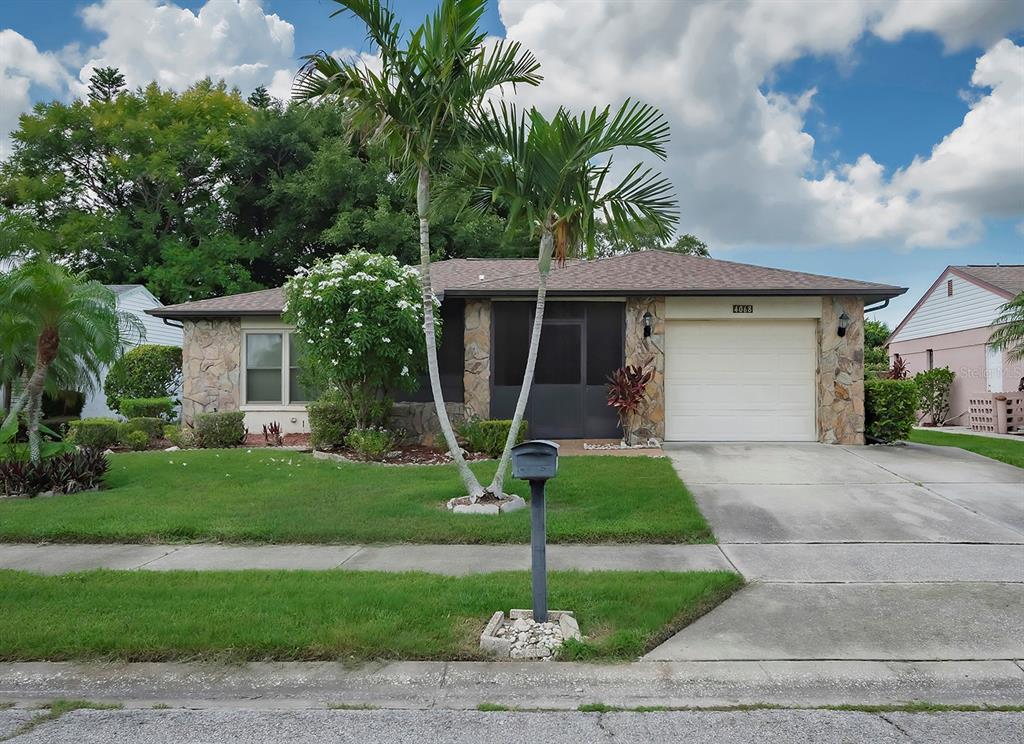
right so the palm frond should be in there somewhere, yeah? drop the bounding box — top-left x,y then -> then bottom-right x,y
989,292 -> 1024,361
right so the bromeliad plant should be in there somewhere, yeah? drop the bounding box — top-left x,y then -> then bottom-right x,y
283,250 -> 427,429
606,358 -> 655,445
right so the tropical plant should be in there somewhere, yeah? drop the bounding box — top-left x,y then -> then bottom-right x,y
0,447 -> 108,497
458,99 -> 677,495
293,0 -> 542,500
263,421 -> 284,446
283,250 -> 424,428
989,292 -> 1024,361
914,367 -> 955,425
606,359 -> 656,445
345,426 -> 397,460
0,259 -> 141,462
887,353 -> 910,380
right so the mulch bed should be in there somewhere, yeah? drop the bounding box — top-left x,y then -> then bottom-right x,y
317,443 -> 492,465
244,432 -> 312,448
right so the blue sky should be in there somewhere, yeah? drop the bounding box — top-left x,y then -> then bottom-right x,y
2,0 -> 1022,328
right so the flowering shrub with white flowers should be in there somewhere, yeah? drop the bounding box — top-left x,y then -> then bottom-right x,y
283,250 -> 432,428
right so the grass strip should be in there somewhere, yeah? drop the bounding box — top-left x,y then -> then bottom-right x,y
908,429 -> 1024,469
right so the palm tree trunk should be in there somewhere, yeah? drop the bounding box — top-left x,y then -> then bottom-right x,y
488,228 -> 554,496
416,164 -> 485,499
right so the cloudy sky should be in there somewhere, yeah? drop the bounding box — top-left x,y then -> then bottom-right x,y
1,0 -> 1022,326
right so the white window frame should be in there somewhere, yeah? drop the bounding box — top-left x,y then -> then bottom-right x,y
241,325 -> 309,411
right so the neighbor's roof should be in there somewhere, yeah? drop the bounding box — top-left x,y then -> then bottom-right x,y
105,284 -> 144,295
951,265 -> 1024,298
148,250 -> 906,318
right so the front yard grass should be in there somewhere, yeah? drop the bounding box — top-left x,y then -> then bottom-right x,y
0,569 -> 741,662
908,429 -> 1024,469
0,451 -> 711,544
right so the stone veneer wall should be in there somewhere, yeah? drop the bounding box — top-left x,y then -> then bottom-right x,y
624,296 -> 666,442
391,401 -> 466,446
463,299 -> 491,420
181,318 -> 241,425
818,296 -> 865,445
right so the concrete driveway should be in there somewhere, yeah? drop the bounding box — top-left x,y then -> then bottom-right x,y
646,442 -> 1024,662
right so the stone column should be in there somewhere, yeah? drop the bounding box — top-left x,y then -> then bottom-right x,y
818,296 -> 865,444
463,299 -> 491,420
624,296 -> 666,442
181,318 -> 242,426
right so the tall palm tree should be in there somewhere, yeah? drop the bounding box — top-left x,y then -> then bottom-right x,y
989,292 -> 1024,361
459,100 -> 678,496
292,0 -> 541,498
0,259 -> 140,462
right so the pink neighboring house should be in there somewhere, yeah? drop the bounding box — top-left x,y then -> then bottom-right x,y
888,265 -> 1024,424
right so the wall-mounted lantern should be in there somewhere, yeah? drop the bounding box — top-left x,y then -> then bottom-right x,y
837,311 -> 850,338
643,311 -> 653,338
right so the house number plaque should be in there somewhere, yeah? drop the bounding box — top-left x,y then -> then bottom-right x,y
732,304 -> 754,314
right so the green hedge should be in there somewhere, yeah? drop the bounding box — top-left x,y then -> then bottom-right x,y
865,378 -> 919,443
914,367 -> 955,425
308,393 -> 354,450
457,419 -> 528,458
120,417 -> 165,442
194,411 -> 246,449
120,397 -> 176,421
104,345 -> 182,414
67,418 -> 121,449
122,430 -> 150,451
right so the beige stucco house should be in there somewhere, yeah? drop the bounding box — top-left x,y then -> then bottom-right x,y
149,250 -> 906,445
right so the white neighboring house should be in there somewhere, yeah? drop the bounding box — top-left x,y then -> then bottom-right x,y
79,285 -> 183,419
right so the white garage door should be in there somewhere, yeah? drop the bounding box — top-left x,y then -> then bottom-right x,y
665,319 -> 817,441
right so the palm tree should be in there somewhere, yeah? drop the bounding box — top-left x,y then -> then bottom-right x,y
292,0 -> 541,499
989,292 -> 1024,361
0,259 -> 140,462
459,100 -> 678,496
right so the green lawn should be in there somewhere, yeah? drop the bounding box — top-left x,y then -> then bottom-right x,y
909,429 -> 1024,469
0,569 -> 741,662
0,451 -> 712,544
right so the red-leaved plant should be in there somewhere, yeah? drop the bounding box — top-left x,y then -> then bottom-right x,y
606,358 -> 654,444
887,354 -> 910,380
262,421 -> 284,447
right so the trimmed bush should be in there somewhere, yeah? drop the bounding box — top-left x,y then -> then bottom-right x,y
120,417 -> 165,442
119,397 -> 176,422
0,448 -> 109,497
457,419 -> 528,458
163,425 -> 195,449
122,430 -> 150,451
345,426 -> 397,461
67,418 -> 121,449
104,345 -> 182,414
308,392 -> 355,450
914,367 -> 955,425
865,378 -> 919,443
194,411 -> 246,449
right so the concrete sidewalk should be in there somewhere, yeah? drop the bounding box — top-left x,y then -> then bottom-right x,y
2,659 -> 1022,709
3,542 -> 1024,582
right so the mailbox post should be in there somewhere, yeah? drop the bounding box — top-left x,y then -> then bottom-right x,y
511,440 -> 559,623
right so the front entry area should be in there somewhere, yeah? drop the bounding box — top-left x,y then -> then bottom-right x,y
490,301 -> 623,439
664,318 -> 817,441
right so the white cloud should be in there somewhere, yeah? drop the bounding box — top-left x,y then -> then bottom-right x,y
499,0 -> 1024,249
73,0 -> 296,98
873,0 -> 1024,51
0,30 -> 72,158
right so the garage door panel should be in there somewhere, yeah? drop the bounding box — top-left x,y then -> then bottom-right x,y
665,320 -> 817,442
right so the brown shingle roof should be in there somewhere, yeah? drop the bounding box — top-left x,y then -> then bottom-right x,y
953,265 -> 1024,297
149,250 -> 905,318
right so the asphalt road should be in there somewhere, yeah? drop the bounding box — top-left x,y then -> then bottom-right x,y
3,708 -> 1023,743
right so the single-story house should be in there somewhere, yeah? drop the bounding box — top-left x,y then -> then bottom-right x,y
888,265 -> 1024,423
80,285 -> 183,419
148,250 -> 905,444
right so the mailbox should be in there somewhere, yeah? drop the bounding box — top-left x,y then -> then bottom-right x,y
511,439 -> 559,481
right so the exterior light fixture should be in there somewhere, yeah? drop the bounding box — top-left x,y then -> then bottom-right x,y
837,311 -> 850,338
643,311 -> 653,338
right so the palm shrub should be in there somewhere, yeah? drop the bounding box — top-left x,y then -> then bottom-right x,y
104,345 -> 182,414
914,367 -> 955,426
0,259 -> 141,462
294,0 -> 541,500
455,99 -> 677,495
865,378 -> 919,443
989,292 -> 1024,362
